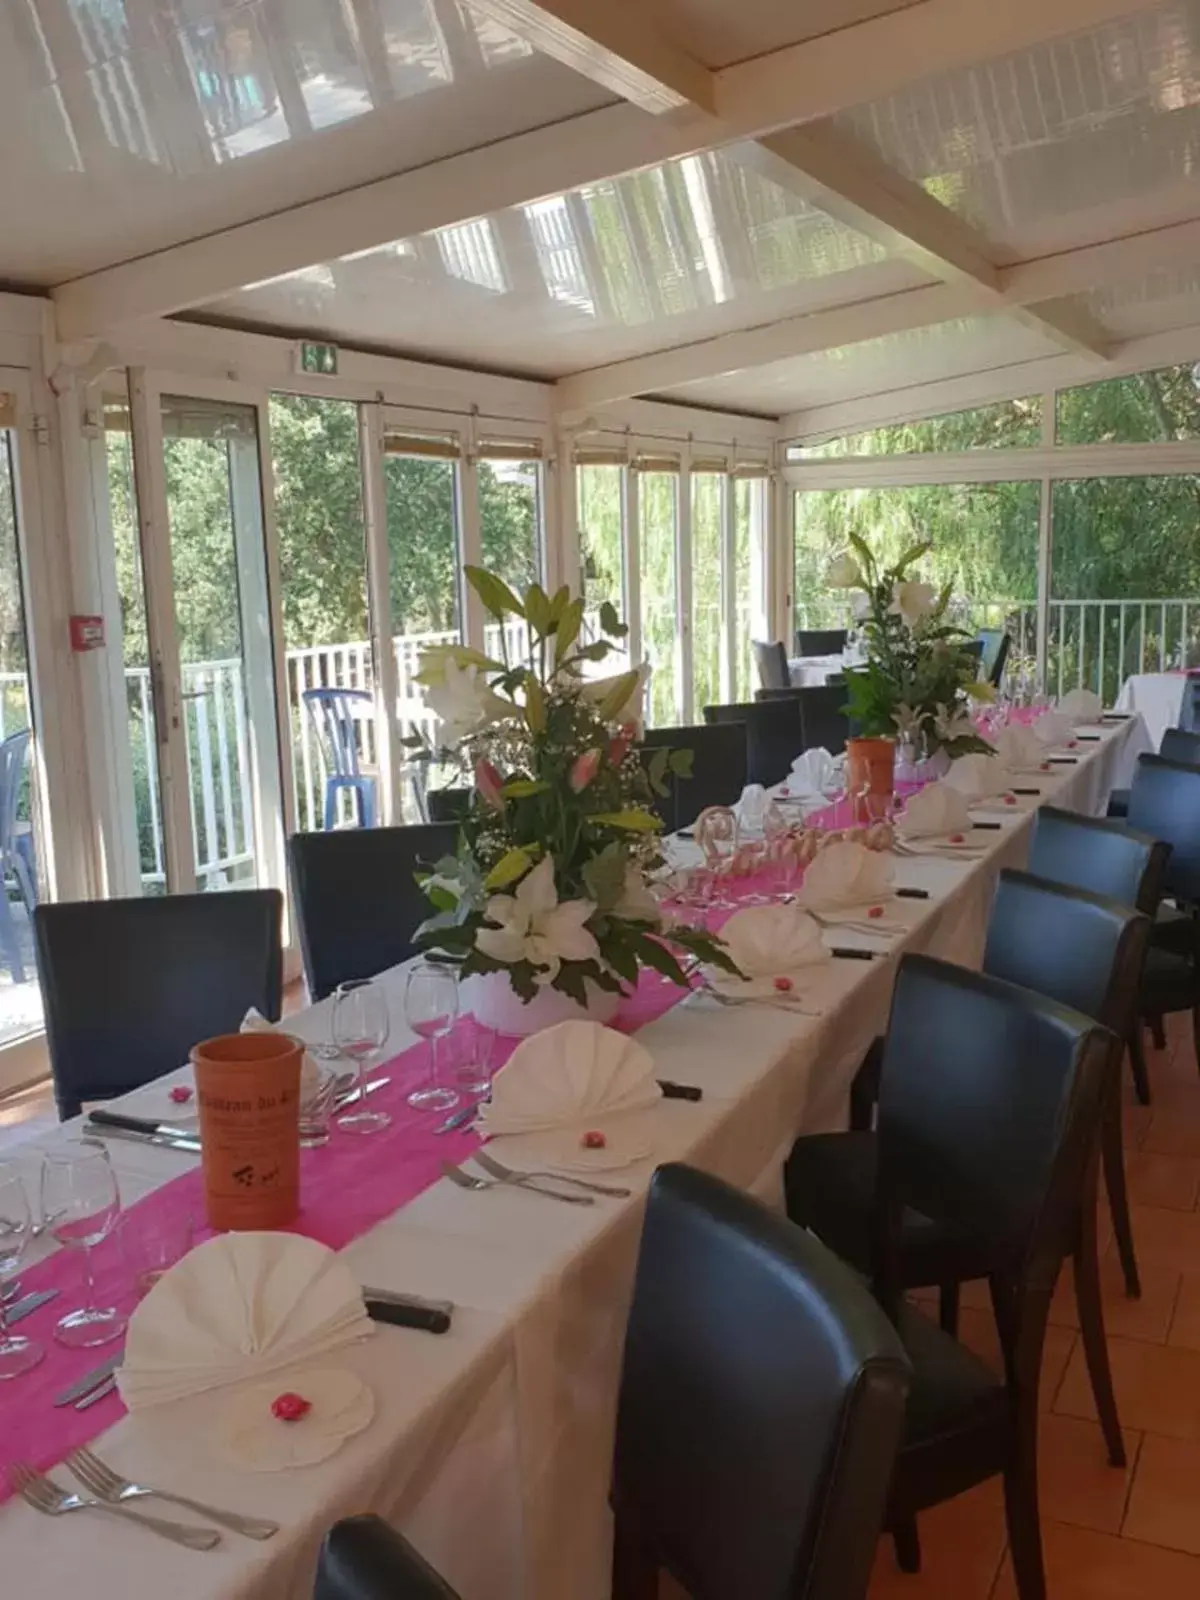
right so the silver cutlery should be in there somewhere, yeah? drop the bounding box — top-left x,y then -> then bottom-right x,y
66,1447 -> 278,1540
473,1150 -> 631,1198
76,1374 -> 117,1409
333,1074 -> 390,1112
1,1277 -> 19,1302
440,1161 -> 594,1206
5,1288 -> 58,1326
84,1124 -> 201,1155
690,984 -> 821,1016
54,1352 -> 123,1407
436,1100 -> 483,1135
7,1463 -> 220,1550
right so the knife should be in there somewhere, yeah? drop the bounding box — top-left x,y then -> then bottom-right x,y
54,1352 -> 123,1407
76,1374 -> 118,1410
5,1288 -> 58,1326
84,1123 -> 202,1155
436,1101 -> 481,1135
88,1109 -> 188,1139
363,1287 -> 453,1335
333,1075 -> 390,1111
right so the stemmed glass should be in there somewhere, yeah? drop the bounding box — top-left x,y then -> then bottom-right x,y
40,1146 -> 126,1349
0,1162 -> 43,1377
332,978 -> 392,1134
404,961 -> 461,1113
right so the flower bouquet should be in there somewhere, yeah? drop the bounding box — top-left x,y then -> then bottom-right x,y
410,567 -> 736,1026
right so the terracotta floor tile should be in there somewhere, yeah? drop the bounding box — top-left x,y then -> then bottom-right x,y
1038,1415 -> 1140,1535
1055,1334 -> 1200,1441
1048,1248 -> 1180,1345
1141,1110 -> 1200,1160
1121,1204 -> 1200,1274
992,1520 -> 1200,1599
1123,1103 -> 1155,1151
1166,1273 -> 1200,1351
956,1305 -> 1076,1411
866,1481 -> 1005,1600
1124,1151 -> 1200,1212
1123,1434 -> 1200,1556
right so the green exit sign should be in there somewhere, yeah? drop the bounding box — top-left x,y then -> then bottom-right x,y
298,340 -> 338,375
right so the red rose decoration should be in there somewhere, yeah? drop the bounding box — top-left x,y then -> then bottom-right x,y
1004,795 -> 1016,806
867,905 -> 884,919
948,833 -> 965,844
169,1086 -> 193,1104
581,1130 -> 607,1150
773,975 -> 794,992
271,1392 -> 311,1423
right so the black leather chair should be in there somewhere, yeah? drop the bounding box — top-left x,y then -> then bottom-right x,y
976,628 -> 1012,688
425,787 -> 470,824
611,1163 -> 911,1600
1107,724 -> 1200,819
1127,754 -> 1200,1076
704,698 -> 803,787
34,889 -> 283,1120
796,628 -> 848,657
288,824 -> 455,1001
752,639 -> 790,691
791,955 -> 1112,1599
792,881 -> 1144,1447
316,1516 -> 460,1599
754,684 -> 849,755
639,723 -> 748,832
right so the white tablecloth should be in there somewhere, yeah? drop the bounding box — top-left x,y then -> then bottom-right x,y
1114,672 -> 1188,749
788,653 -> 847,687
0,716 -> 1152,1600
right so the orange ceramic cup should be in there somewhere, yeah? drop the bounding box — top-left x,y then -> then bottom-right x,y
190,1031 -> 302,1231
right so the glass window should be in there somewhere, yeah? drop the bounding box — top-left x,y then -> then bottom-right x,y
577,462 -> 626,655
478,456 -> 542,595
796,398 -> 1041,458
1056,366 -> 1200,444
690,472 -> 723,714
733,478 -> 768,701
638,470 -> 680,727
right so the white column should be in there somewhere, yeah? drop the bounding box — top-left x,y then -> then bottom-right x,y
359,403 -> 402,824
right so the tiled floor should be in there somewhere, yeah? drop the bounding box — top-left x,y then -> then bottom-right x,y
867,1011 -> 1200,1599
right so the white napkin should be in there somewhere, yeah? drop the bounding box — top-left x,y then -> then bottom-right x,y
118,1233 -> 374,1410
790,747 -> 839,797
898,781 -> 973,839
1058,687 -> 1104,722
991,723 -> 1045,771
477,1020 -> 661,1138
242,1007 -> 322,1107
944,752 -> 1010,800
214,1367 -> 375,1471
1033,710 -> 1075,747
797,838 -> 894,912
715,903 -> 825,996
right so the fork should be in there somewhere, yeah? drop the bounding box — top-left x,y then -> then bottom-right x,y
440,1161 -> 594,1206
473,1149 -> 632,1198
66,1447 -> 278,1539
7,1463 -> 220,1550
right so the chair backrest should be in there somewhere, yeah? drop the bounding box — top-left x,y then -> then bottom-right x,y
752,640 -> 790,691
0,728 -> 31,858
613,1163 -> 911,1600
796,683 -> 849,756
1127,753 -> 1200,904
796,629 -> 848,657
288,823 -> 455,1001
316,1516 -> 461,1600
33,889 -> 283,1120
958,638 -> 985,675
303,687 -> 373,779
984,869 -> 1149,1046
976,629 -> 1012,686
876,954 -> 1112,1289
704,698 -> 803,787
425,787 -> 471,824
640,724 -> 748,830
1028,804 -> 1167,917
1161,725 -> 1200,766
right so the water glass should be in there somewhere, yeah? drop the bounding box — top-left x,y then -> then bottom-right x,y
41,1145 -> 126,1349
404,961 -> 460,1112
454,1023 -> 498,1097
0,1162 -> 43,1378
125,1208 -> 195,1300
332,978 -> 392,1134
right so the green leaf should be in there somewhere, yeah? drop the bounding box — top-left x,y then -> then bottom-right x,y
523,671 -> 546,734
667,747 -> 694,779
554,599 -> 584,664
595,668 -> 639,722
574,640 -> 612,662
501,777 -> 551,798
523,582 -> 552,637
598,599 -> 629,639
464,564 -> 524,620
597,935 -> 639,986
425,883 -> 458,913
631,932 -> 689,988
647,745 -> 670,797
483,847 -> 533,890
548,585 -> 571,626
894,540 -> 933,575
581,840 -> 627,910
587,808 -> 661,833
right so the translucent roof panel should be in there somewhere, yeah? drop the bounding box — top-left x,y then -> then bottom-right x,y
1079,265 -> 1200,339
664,315 -> 1064,418
643,0 -> 924,70
0,0 -> 613,283
833,0 -> 1200,260
200,144 -> 925,378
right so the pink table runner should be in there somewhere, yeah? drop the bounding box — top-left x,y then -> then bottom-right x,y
0,966 -> 689,1493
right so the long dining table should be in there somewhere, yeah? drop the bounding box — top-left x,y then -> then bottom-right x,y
0,714 -> 1152,1600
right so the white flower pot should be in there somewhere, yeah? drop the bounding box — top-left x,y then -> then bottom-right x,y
462,971 -> 621,1036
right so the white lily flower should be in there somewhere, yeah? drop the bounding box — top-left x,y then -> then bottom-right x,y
827,551 -> 865,589
612,863 -> 661,923
578,661 -> 649,725
423,658 -> 511,744
933,701 -> 976,743
474,855 -> 600,983
889,580 -> 939,628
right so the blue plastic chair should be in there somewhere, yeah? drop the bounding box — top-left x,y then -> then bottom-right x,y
302,688 -> 378,830
0,729 -> 36,983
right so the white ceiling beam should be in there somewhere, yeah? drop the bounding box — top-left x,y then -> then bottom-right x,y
461,0 -> 714,114
52,0 -> 1166,340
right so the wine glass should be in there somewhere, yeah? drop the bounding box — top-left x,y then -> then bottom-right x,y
40,1146 -> 126,1349
0,1162 -> 43,1378
331,978 -> 392,1134
403,961 -> 461,1112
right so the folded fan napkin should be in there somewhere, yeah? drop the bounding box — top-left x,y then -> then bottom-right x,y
477,1020 -> 661,1138
1033,710 -> 1075,747
944,752 -> 1011,801
898,781 -> 972,839
716,903 -> 825,992
991,723 -> 1045,770
790,746 -> 839,797
242,1007 -> 322,1106
1057,687 -> 1104,722
797,838 -> 894,911
118,1232 -> 374,1410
